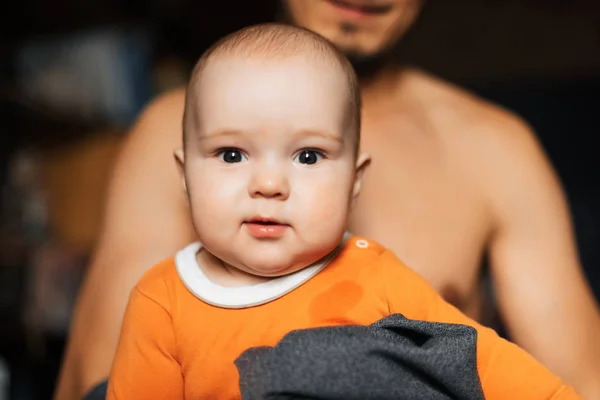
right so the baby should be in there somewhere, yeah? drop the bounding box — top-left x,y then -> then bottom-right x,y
107,23 -> 580,399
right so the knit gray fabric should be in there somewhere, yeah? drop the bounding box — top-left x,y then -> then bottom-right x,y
235,314 -> 486,400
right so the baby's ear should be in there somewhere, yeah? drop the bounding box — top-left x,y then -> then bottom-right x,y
173,148 -> 187,194
351,152 -> 371,206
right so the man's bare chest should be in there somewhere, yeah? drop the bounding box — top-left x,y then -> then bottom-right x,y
348,129 -> 491,311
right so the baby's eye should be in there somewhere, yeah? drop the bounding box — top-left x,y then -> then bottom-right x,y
218,149 -> 247,163
294,150 -> 323,165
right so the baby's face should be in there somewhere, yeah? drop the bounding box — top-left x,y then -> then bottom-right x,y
181,56 -> 367,277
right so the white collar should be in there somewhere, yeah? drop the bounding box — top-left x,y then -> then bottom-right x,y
175,233 -> 351,309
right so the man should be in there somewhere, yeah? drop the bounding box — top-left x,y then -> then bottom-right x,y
56,1 -> 600,399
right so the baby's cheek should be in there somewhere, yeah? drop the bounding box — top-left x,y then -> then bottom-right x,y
302,183 -> 351,223
189,175 -> 241,222
196,172 -> 245,200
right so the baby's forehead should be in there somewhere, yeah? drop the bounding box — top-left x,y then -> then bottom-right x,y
197,54 -> 343,89
201,59 -> 346,106
193,59 -> 348,118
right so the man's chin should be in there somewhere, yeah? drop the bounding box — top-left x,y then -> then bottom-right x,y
345,50 -> 391,78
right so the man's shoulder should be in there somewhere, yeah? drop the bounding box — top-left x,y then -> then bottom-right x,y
405,69 -> 533,141
120,87 -> 188,167
127,87 -> 187,144
405,70 -> 562,229
405,69 -> 541,177
137,87 -> 187,129
147,87 -> 187,113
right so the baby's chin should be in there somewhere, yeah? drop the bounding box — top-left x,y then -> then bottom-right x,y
215,244 -> 333,279
237,258 -> 307,278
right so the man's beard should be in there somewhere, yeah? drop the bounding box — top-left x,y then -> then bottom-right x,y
328,21 -> 409,81
342,46 -> 395,81
276,6 -> 397,81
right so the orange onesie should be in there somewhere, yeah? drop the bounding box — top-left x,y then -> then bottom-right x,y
108,236 -> 580,399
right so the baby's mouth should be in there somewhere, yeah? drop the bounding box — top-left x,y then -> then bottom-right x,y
245,217 -> 287,226
243,218 -> 290,239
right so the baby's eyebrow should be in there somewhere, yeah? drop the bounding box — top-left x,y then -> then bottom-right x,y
198,129 -> 244,142
296,129 -> 344,144
197,128 -> 344,144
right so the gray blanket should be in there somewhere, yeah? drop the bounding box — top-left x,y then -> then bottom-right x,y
235,314 -> 486,400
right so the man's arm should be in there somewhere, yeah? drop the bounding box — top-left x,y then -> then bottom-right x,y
481,115 -> 600,399
54,88 -> 195,400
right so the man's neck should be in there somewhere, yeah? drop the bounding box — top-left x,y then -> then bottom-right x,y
358,62 -> 406,110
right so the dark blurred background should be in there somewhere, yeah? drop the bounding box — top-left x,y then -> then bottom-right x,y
0,1 -> 598,399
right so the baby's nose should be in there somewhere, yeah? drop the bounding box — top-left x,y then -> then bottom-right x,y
248,167 -> 290,200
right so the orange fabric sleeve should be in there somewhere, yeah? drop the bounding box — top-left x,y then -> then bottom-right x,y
107,284 -> 183,400
380,250 -> 581,400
